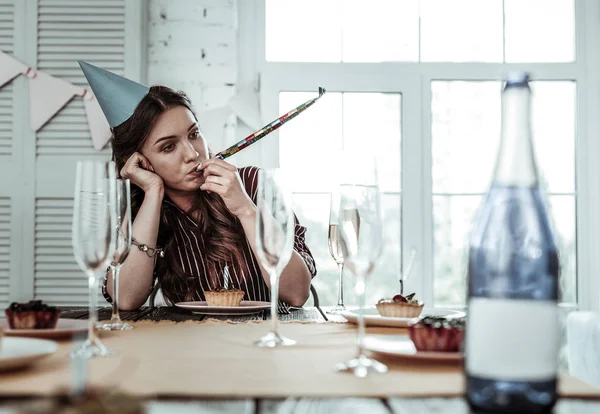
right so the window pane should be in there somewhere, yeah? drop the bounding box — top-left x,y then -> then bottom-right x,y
291,193 -> 335,304
530,82 -> 575,193
420,0 -> 503,62
433,195 -> 480,307
432,81 -> 576,194
294,193 -> 401,307
504,0 -> 575,63
433,194 -> 576,307
432,81 -> 577,307
266,0 -> 419,62
266,0 -> 342,62
280,92 -> 401,193
549,196 -> 576,303
342,93 -> 402,192
279,92 -> 342,193
342,0 -> 418,62
431,82 -> 501,194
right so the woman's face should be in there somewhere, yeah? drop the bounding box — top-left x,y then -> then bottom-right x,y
140,105 -> 208,193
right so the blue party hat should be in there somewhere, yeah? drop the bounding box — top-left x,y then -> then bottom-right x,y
78,60 -> 150,127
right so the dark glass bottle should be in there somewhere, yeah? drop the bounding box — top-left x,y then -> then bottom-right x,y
465,72 -> 560,413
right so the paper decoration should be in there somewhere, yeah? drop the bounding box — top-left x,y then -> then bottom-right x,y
0,50 -> 270,155
27,69 -> 85,131
0,50 -> 28,88
0,50 -> 112,149
82,91 -> 112,150
227,80 -> 262,131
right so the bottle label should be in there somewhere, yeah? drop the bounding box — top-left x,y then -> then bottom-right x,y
465,298 -> 559,381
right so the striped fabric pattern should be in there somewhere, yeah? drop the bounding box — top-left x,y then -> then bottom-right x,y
103,166 -> 317,314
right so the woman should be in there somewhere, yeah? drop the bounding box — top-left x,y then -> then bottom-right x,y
89,81 -> 316,310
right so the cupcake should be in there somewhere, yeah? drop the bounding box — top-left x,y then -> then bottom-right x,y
408,316 -> 465,352
375,293 -> 424,318
204,288 -> 245,307
4,300 -> 61,329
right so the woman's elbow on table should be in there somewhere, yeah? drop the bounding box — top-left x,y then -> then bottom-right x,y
117,295 -> 146,311
287,289 -> 310,308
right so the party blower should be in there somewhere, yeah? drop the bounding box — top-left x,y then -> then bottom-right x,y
197,87 -> 326,170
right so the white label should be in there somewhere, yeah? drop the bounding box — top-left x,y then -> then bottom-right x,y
465,298 -> 559,381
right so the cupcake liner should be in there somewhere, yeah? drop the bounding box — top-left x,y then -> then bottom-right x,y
204,290 -> 245,307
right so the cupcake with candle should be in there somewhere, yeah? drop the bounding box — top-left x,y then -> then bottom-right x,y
204,288 -> 245,307
204,266 -> 245,307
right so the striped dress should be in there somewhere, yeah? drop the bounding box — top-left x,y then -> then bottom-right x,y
102,166 -> 317,311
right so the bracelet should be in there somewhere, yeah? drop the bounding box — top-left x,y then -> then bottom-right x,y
132,237 -> 165,258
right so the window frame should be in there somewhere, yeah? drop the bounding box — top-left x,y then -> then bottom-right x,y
237,0 -> 600,311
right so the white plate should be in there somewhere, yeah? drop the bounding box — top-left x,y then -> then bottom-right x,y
363,334 -> 463,361
0,318 -> 89,339
175,301 -> 271,316
340,307 -> 465,328
0,337 -> 58,371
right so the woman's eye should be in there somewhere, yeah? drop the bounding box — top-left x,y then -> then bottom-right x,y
162,144 -> 175,152
189,130 -> 199,139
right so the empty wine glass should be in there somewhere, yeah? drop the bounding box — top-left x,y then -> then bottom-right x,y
327,190 -> 346,314
334,152 -> 386,377
254,169 -> 296,348
98,179 -> 132,331
71,160 -> 117,359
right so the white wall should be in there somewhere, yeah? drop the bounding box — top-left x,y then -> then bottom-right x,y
147,0 -> 242,159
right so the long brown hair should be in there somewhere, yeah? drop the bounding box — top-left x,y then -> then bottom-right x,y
111,86 -> 246,304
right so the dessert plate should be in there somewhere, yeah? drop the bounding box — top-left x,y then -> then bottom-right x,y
175,301 -> 271,316
340,307 -> 465,328
0,337 -> 58,371
363,334 -> 463,361
0,318 -> 89,339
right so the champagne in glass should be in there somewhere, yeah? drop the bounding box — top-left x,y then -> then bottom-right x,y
334,153 -> 387,377
98,179 -> 132,331
71,160 -> 117,359
327,190 -> 346,314
254,169 -> 296,348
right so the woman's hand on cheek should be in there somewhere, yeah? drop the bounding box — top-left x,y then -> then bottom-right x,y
198,159 -> 255,217
120,152 -> 164,194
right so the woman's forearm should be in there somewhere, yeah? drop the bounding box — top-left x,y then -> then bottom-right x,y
105,187 -> 164,310
237,206 -> 312,308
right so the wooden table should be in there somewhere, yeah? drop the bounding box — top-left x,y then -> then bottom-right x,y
1,306 -> 598,414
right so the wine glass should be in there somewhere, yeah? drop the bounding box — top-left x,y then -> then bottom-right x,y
327,190 -> 346,314
334,153 -> 386,377
98,179 -> 132,331
71,160 -> 117,359
254,168 -> 296,348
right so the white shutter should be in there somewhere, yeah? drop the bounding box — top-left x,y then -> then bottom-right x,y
0,0 -> 14,155
0,197 -> 9,308
34,198 -> 107,305
0,0 -> 14,156
0,0 -> 14,308
33,0 -> 131,305
36,0 -> 125,158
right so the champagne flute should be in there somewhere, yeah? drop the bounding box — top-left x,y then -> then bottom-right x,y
327,190 -> 346,314
71,160 -> 117,359
254,169 -> 296,348
98,179 -> 132,331
334,153 -> 386,377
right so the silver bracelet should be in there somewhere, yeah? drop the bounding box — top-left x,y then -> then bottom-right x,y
132,237 -> 165,258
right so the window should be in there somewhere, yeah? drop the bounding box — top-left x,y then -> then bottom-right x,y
240,0 -> 598,310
